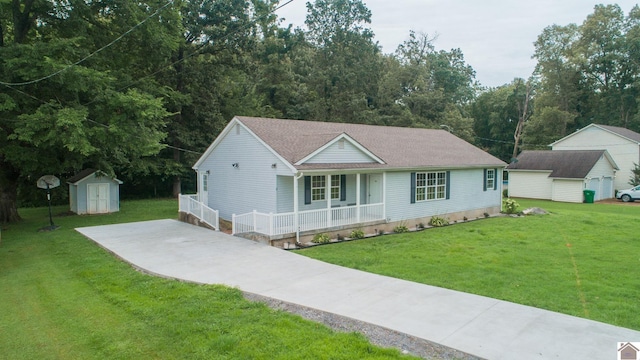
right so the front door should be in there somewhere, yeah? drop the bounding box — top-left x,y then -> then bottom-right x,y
88,183 -> 109,214
367,174 -> 383,204
200,172 -> 209,205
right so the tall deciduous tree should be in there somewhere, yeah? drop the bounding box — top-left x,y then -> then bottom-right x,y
0,0 -> 180,222
303,0 -> 382,123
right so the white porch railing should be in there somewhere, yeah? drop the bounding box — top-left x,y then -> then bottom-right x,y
178,194 -> 219,231
232,203 -> 384,236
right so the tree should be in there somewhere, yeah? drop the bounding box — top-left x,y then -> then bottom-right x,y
471,81 -> 529,162
377,31 -> 477,130
302,0 -> 382,123
0,0 -> 180,222
630,163 -> 640,186
511,78 -> 534,160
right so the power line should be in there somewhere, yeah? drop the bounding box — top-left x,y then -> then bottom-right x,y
0,0 -> 175,87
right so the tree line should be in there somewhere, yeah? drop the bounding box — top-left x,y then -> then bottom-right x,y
1,0 -> 639,222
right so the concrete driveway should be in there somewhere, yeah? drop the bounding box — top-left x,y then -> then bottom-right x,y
77,219 -> 640,360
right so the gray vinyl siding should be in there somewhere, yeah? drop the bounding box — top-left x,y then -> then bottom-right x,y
277,176 -> 294,213
385,169 -> 502,222
304,140 -> 376,164
200,124 -> 290,220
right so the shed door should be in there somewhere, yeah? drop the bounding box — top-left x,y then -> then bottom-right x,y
88,183 -> 109,214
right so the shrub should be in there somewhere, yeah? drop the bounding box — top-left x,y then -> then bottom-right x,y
484,212 -> 490,218
393,224 -> 409,233
350,228 -> 365,239
429,215 -> 448,227
417,222 -> 425,229
311,233 -> 330,244
502,198 -> 520,214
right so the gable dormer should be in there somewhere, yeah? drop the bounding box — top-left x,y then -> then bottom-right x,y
295,133 -> 384,165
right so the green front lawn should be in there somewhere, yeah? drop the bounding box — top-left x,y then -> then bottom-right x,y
296,199 -> 640,331
0,200 -> 413,360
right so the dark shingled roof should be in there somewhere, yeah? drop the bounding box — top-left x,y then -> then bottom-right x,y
506,150 -> 609,178
236,116 -> 505,170
67,168 -> 97,184
67,169 -> 122,184
597,124 -> 640,143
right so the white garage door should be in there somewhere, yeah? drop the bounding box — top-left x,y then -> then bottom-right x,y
601,177 -> 613,199
587,178 -> 601,201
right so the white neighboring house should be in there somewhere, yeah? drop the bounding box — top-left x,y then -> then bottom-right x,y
506,150 -> 618,203
550,124 -> 640,191
191,116 -> 506,240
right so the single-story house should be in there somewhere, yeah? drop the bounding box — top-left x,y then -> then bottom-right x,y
190,116 -> 506,241
68,169 -> 123,214
550,124 -> 640,191
506,150 -> 618,203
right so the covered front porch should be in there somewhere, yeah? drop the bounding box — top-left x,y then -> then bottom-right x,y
233,172 -> 386,237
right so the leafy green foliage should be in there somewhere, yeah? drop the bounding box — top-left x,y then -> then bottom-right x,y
502,198 -> 520,214
393,224 -> 409,233
629,163 -> 640,186
350,228 -> 365,239
428,216 -> 448,227
312,233 -> 331,244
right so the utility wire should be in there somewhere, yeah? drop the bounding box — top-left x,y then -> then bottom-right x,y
81,0 -> 295,107
0,0 -> 175,87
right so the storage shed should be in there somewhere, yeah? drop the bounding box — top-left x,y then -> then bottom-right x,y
68,169 -> 123,214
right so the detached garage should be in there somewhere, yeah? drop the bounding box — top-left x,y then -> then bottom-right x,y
506,150 -> 618,203
68,169 -> 123,214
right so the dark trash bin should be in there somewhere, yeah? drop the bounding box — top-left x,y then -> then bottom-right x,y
583,189 -> 595,203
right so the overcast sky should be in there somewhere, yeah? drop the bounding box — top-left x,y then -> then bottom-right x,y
276,0 -> 639,87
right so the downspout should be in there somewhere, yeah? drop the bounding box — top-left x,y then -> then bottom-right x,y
293,171 -> 304,245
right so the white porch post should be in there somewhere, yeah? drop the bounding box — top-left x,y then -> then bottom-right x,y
293,172 -> 303,243
356,173 -> 361,223
382,172 -> 387,220
326,174 -> 331,228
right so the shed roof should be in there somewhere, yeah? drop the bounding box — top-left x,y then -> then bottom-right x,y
233,116 -> 505,170
67,169 -> 123,185
506,150 -> 617,178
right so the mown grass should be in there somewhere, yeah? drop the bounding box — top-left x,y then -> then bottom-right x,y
0,199 -> 414,360
296,199 -> 640,331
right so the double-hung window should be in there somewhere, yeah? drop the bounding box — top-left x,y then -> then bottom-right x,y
415,171 -> 447,201
484,168 -> 498,191
311,175 -> 325,201
311,175 -> 341,201
330,175 -> 340,200
486,169 -> 495,190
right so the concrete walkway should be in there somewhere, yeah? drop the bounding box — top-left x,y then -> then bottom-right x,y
76,219 -> 639,360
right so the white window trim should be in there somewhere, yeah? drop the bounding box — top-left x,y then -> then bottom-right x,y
416,171 -> 446,202
311,175 -> 326,202
330,175 -> 340,200
486,169 -> 495,190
